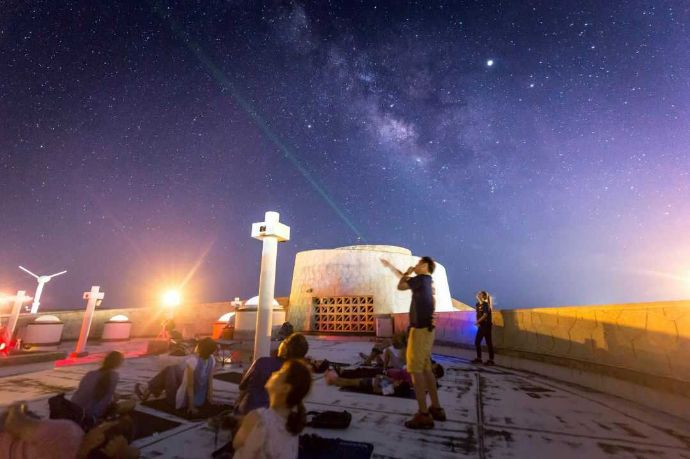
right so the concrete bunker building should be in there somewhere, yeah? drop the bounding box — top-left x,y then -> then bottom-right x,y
287,245 -> 464,333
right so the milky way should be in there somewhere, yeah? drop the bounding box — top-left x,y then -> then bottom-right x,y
1,1 -> 689,309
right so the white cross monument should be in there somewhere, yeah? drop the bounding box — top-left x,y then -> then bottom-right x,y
3,290 -> 32,348
229,297 -> 242,325
71,286 -> 105,358
251,211 -> 290,361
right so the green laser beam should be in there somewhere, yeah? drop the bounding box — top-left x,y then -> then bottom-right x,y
151,4 -> 364,241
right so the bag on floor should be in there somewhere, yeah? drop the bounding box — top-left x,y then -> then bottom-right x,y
299,433 -> 373,459
306,410 -> 351,429
48,393 -> 95,431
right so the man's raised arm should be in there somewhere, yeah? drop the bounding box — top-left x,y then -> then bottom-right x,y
380,258 -> 414,290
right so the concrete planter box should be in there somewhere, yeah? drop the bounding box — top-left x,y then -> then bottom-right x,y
22,316 -> 64,350
101,321 -> 132,341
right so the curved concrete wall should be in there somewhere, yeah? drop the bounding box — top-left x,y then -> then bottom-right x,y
393,300 -> 690,395
288,245 -> 454,331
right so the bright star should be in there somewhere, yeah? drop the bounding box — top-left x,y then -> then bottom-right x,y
486,59 -> 494,67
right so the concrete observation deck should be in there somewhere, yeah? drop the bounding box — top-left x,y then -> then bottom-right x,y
0,337 -> 688,458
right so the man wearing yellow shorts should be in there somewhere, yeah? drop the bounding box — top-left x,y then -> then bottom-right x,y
395,256 -> 446,429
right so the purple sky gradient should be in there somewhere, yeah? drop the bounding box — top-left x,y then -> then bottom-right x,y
1,1 -> 689,310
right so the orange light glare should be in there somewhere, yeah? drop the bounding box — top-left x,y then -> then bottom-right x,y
162,290 -> 181,307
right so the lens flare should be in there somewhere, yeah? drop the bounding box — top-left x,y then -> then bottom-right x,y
162,290 -> 181,307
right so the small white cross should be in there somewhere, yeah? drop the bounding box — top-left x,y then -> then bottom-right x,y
4,290 -> 32,345
72,286 -> 105,357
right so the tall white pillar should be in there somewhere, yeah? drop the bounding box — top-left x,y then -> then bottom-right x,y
4,290 -> 31,345
71,286 -> 104,358
251,211 -> 290,361
30,282 -> 45,314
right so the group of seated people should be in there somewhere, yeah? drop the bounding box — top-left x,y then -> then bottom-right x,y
1,329 -> 442,459
0,333 -> 314,459
0,350 -> 138,458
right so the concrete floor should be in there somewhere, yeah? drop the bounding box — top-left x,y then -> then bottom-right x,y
0,337 -> 689,458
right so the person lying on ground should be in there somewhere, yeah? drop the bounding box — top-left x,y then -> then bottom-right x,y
135,337 -> 217,415
0,402 -> 139,459
324,361 -> 444,398
325,367 -> 412,397
233,359 -> 312,459
234,333 -> 309,416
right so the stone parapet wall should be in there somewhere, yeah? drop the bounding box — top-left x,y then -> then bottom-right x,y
393,300 -> 690,395
1,302 -> 234,341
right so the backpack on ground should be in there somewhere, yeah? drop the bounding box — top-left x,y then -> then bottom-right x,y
306,410 -> 352,429
48,393 -> 95,431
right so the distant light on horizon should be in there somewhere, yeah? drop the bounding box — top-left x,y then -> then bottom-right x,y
162,289 -> 181,307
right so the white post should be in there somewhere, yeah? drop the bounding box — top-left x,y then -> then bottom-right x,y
71,286 -> 104,357
30,282 -> 45,314
251,211 -> 290,361
5,290 -> 31,345
230,297 -> 242,324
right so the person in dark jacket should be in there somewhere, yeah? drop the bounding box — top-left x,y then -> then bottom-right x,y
233,333 -> 309,416
70,351 -> 124,426
472,290 -> 495,365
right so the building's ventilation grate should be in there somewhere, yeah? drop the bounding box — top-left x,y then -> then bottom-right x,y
312,296 -> 375,333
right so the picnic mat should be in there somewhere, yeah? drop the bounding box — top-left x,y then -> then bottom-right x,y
339,385 -> 415,399
140,398 -> 232,420
129,410 -> 182,440
337,367 -> 383,379
213,372 -> 243,384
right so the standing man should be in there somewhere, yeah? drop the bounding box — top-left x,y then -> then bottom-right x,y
385,256 -> 446,429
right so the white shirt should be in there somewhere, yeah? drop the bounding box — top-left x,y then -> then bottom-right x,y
174,355 -> 216,410
233,408 -> 298,459
385,345 -> 406,369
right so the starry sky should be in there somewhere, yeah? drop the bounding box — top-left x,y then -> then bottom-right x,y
1,1 -> 689,311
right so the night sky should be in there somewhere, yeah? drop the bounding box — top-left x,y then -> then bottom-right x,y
1,1 -> 689,311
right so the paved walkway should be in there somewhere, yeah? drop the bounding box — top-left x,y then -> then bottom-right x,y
0,337 -> 689,458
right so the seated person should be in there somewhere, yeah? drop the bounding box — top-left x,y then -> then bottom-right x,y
0,403 -> 138,459
382,333 -> 407,370
275,322 -> 294,342
135,337 -> 217,415
233,359 -> 312,459
158,318 -> 183,342
234,333 -> 309,416
325,361 -> 444,398
70,351 -> 134,429
358,345 -> 384,366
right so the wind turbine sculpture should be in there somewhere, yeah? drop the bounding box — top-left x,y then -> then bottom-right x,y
19,266 -> 67,314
